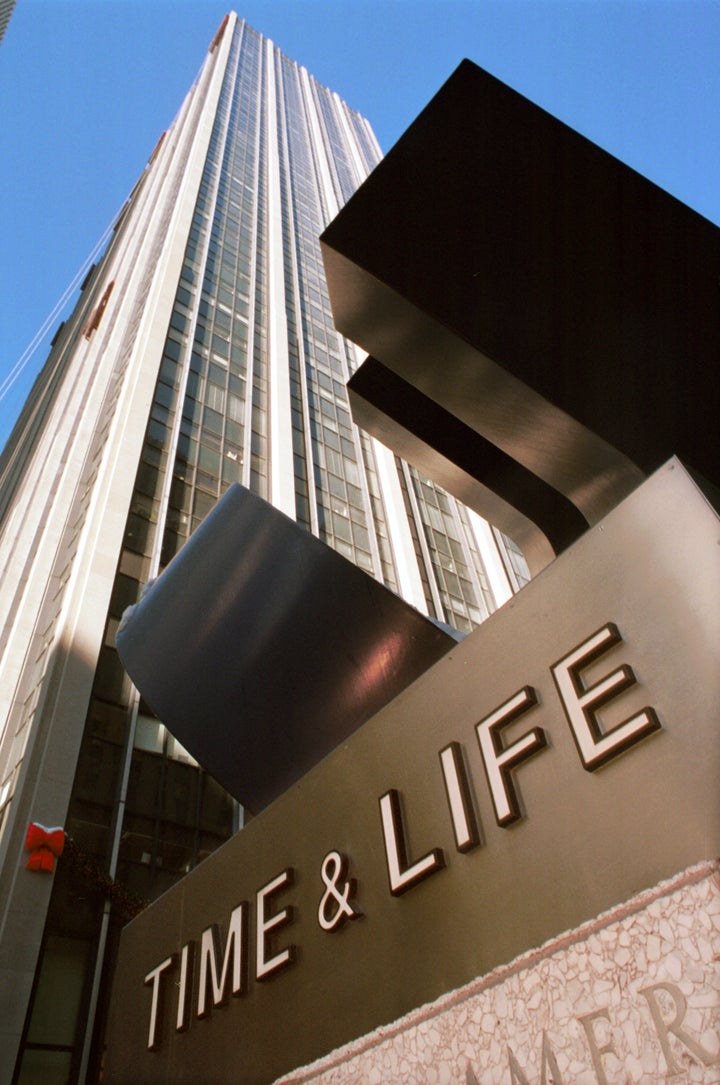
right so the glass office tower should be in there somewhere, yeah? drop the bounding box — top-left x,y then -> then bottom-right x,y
0,0 -> 16,43
0,15 -> 528,1083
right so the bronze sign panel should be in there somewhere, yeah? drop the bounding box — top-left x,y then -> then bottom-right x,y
105,462 -> 720,1084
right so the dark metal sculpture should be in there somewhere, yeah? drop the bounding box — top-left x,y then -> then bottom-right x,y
321,60 -> 720,571
116,484 -> 456,812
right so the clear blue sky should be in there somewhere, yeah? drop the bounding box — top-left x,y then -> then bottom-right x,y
1,0 -> 718,449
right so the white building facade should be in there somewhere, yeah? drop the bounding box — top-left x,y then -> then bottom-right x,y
0,15 -> 526,1083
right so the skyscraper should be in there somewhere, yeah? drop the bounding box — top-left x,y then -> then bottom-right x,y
0,0 -> 16,45
0,14 -> 527,1082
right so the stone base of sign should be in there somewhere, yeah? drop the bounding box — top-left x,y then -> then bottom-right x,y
276,861 -> 720,1085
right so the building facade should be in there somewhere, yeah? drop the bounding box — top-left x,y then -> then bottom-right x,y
0,15 -> 527,1083
0,0 -> 16,44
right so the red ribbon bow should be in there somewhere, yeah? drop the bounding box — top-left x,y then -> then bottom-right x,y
25,823 -> 65,873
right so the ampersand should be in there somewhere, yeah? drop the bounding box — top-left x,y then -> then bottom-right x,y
317,851 -> 362,931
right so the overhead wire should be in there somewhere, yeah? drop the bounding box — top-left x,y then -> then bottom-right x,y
0,199 -> 127,405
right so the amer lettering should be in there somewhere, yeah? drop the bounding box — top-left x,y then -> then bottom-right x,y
497,982 -> 720,1084
507,1032 -> 564,1085
639,982 -> 720,1074
577,1008 -> 618,1085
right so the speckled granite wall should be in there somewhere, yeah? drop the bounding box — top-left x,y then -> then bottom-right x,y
277,862 -> 720,1085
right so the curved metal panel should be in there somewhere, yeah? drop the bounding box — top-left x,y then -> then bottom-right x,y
348,355 -> 589,574
116,485 -> 456,812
